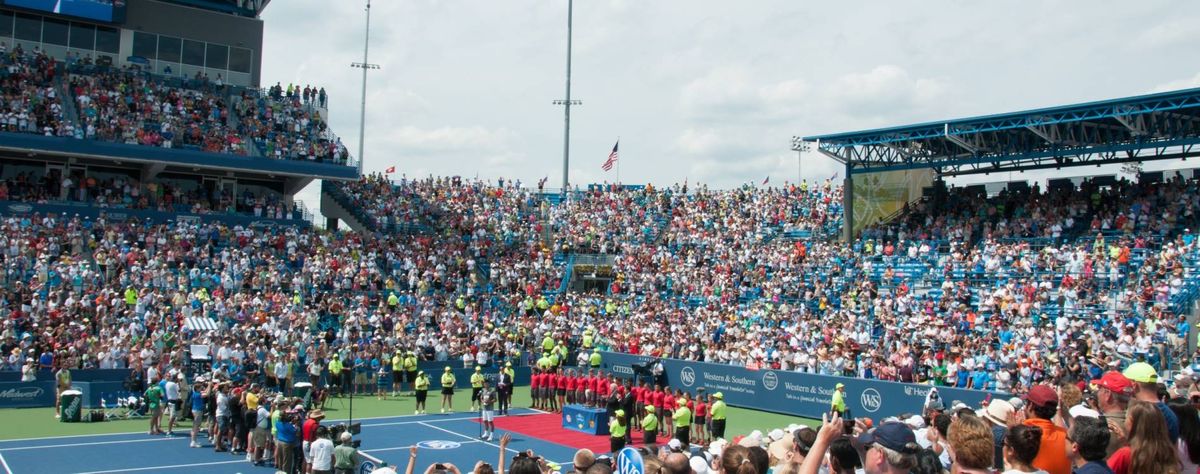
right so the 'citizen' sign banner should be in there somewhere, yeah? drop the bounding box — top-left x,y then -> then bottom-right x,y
599,352 -> 1007,421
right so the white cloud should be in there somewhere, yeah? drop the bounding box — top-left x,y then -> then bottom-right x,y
824,65 -> 944,118
1152,72 -> 1200,93
259,0 -> 1200,198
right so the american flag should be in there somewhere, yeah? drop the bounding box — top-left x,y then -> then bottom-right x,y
762,176 -> 769,185
602,141 -> 619,171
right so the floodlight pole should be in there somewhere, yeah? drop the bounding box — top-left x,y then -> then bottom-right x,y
554,0 -> 581,193
791,136 -> 810,186
351,0 -> 381,177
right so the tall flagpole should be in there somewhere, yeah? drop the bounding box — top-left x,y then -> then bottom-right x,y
553,0 -> 581,194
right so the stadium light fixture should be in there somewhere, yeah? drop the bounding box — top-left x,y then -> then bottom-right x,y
791,136 -> 811,184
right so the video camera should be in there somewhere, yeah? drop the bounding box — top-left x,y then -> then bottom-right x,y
330,422 -> 363,449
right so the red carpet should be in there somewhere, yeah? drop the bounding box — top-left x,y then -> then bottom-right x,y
490,413 -> 652,454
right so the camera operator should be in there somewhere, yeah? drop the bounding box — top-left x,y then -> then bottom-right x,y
275,407 -> 301,474
332,432 -> 360,474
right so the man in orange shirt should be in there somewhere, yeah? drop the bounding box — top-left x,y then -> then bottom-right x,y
1022,384 -> 1070,474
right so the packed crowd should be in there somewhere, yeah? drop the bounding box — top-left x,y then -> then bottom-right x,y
0,45 -> 71,137
235,82 -> 348,164
0,169 -> 303,219
0,46 -> 350,165
69,66 -> 246,154
4,173 -> 1199,396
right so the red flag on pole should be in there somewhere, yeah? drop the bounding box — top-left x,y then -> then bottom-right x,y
385,166 -> 396,174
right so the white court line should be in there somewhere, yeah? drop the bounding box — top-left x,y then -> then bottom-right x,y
73,459 -> 246,474
363,440 -> 485,454
0,409 -> 538,445
415,421 -> 569,466
0,452 -> 13,474
0,413 -> 540,452
0,436 -> 181,452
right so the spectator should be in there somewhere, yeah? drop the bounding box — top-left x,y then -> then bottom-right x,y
1089,371 -> 1133,456
856,421 -> 921,474
1021,385 -> 1070,474
999,424 -> 1044,474
1066,417 -> 1113,474
981,400 -> 1016,470
1106,400 -> 1180,474
310,425 -> 334,474
1167,398 -> 1200,474
946,414 -> 994,473
1123,362 -> 1180,444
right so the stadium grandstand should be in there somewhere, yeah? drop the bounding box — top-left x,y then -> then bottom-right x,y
0,0 -> 354,231
0,2 -> 1198,474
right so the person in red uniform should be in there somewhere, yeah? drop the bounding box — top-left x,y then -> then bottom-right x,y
555,369 -> 568,412
633,381 -> 647,428
693,393 -> 708,444
657,386 -> 672,436
582,370 -> 595,407
565,369 -> 578,405
529,369 -> 541,410
651,385 -> 666,436
589,372 -> 603,407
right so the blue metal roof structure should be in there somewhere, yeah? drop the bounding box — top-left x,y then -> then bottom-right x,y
800,87 -> 1200,176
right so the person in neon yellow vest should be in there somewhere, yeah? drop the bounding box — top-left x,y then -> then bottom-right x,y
440,367 -> 456,413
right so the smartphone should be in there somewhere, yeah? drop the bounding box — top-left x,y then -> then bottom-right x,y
435,464 -> 446,470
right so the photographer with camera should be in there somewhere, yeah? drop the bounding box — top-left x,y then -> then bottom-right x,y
332,432 -> 359,474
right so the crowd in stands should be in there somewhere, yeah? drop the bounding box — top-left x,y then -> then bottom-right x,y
236,82 -> 348,164
0,45 -> 71,137
0,45 -> 349,165
69,66 -> 245,154
1,171 -> 1199,472
0,169 -> 302,219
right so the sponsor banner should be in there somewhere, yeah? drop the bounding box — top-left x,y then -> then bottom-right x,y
600,352 -> 1005,420
0,380 -> 56,408
616,446 -> 644,474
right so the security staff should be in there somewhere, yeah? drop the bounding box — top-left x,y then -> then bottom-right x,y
327,357 -> 344,397
672,398 -> 692,448
641,406 -> 658,445
440,367 -> 456,413
830,382 -> 847,417
609,409 -> 627,453
710,392 -> 727,440
413,371 -> 430,414
403,351 -> 419,395
582,329 -> 594,351
470,367 -> 485,411
589,348 -> 602,369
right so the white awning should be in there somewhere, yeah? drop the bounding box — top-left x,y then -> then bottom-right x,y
183,317 -> 219,332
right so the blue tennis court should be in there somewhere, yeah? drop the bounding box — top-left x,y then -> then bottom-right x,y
0,408 -> 578,474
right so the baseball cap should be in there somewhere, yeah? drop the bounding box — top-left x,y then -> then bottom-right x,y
1069,405 -> 1101,420
713,392 -> 724,399
1092,371 -> 1135,395
1123,362 -> 1158,384
1023,384 -> 1058,408
836,383 -> 845,389
856,422 -> 918,454
667,438 -> 682,451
